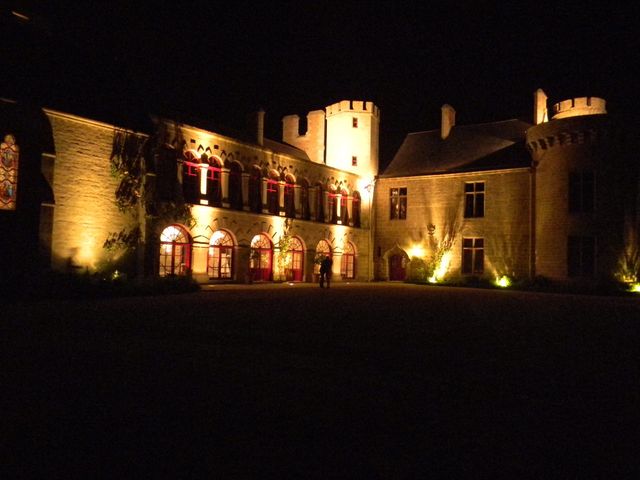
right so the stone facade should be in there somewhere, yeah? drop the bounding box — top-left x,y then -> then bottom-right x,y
1,100 -> 377,284
374,91 -> 639,285
374,169 -> 532,281
2,91 -> 638,286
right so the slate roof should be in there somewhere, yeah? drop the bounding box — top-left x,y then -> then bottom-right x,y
381,119 -> 533,178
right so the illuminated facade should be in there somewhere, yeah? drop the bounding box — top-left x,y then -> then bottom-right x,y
374,90 -> 639,285
0,98 -> 376,283
2,90 -> 637,286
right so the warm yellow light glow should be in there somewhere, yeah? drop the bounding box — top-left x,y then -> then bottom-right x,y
428,250 -> 452,283
630,283 -> 640,293
408,244 -> 425,259
200,164 -> 208,195
210,230 -> 226,244
160,225 -> 184,242
495,275 -> 511,288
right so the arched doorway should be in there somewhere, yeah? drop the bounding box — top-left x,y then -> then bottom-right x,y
250,233 -> 273,281
388,253 -> 408,281
314,239 -> 332,280
159,224 -> 192,276
208,229 -> 234,279
285,236 -> 304,282
341,241 -> 356,279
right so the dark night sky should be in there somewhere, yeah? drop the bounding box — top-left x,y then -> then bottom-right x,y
3,1 -> 639,169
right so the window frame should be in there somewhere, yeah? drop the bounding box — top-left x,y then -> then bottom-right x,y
464,182 -> 485,218
390,187 -> 407,220
461,237 -> 484,275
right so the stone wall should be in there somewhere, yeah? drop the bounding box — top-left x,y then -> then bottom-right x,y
374,169 -> 531,281
45,110 -> 135,272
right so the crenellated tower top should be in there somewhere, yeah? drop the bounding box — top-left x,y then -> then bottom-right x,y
282,100 -> 379,178
551,97 -> 606,120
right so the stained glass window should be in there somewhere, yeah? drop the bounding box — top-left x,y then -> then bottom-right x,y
0,134 -> 19,211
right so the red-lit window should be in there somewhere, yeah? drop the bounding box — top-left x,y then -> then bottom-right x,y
182,157 -> 201,204
250,233 -> 273,281
341,242 -> 356,279
352,156 -> 357,166
285,236 -> 304,282
267,176 -> 279,215
208,229 -> 234,279
284,174 -> 295,218
207,164 -> 222,206
159,225 -> 192,277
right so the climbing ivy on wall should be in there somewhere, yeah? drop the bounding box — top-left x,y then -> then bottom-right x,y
110,130 -> 147,212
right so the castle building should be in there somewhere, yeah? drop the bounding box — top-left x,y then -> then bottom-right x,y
1,90 -> 638,287
374,90 -> 639,286
1,98 -> 379,284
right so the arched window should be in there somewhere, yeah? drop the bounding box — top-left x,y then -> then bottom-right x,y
0,134 -> 19,211
299,178 -> 310,220
182,150 -> 201,204
314,239 -> 332,277
249,166 -> 262,213
267,170 -> 280,215
205,156 -> 222,206
284,174 -> 296,218
285,236 -> 304,282
159,225 -> 192,277
352,191 -> 361,227
315,182 -> 324,222
208,229 -> 234,279
328,185 -> 339,224
341,241 -> 356,279
229,161 -> 243,210
250,233 -> 273,281
340,188 -> 349,225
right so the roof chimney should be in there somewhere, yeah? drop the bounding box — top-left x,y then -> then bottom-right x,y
255,108 -> 265,146
441,104 -> 456,139
533,88 -> 548,125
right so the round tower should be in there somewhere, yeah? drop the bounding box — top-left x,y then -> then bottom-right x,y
526,96 -> 634,284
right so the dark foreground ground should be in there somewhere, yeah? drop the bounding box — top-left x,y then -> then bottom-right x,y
4,283 -> 640,478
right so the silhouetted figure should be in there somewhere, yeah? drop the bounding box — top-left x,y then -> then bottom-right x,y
319,255 -> 333,288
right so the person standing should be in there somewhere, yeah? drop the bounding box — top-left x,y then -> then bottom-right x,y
319,255 -> 333,288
